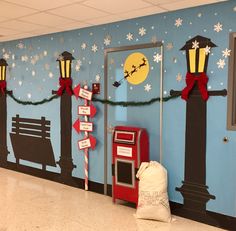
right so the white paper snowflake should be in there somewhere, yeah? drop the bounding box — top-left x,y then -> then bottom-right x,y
214,22 -> 223,32
81,43 -> 87,50
18,81 -> 22,86
139,27 -> 146,36
204,46 -> 211,55
27,93 -> 31,99
12,63 -> 16,68
175,18 -> 183,27
153,53 -> 162,63
198,13 -> 202,18
75,64 -> 81,71
2,48 -> 5,53
91,44 -> 98,53
104,36 -> 111,46
126,32 -> 133,41
192,40 -> 199,49
17,42 -> 24,49
43,50 -> 47,56
49,72 -> 53,78
32,70 -> 36,76
95,74 -> 101,82
217,59 -> 226,69
3,53 -> 10,60
176,73 -> 182,82
144,84 -> 152,92
222,48 -> 231,58
31,58 -> 37,65
151,36 -> 157,43
166,43 -> 173,50
21,55 -> 28,62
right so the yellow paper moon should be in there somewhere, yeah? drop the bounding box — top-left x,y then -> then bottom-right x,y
124,52 -> 149,85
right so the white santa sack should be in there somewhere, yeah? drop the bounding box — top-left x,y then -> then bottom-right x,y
136,161 -> 171,222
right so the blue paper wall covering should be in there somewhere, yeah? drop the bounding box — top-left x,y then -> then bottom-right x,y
0,0 -> 236,218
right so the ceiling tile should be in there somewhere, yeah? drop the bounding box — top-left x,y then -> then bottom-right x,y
48,3 -> 109,21
0,20 -> 50,32
55,21 -> 92,31
19,13 -> 75,27
0,16 -> 9,23
82,0 -> 153,14
0,1 -> 37,19
160,0 -> 221,11
118,6 -> 166,20
4,0 -> 84,11
85,15 -> 123,26
143,0 -> 181,5
0,27 -> 18,36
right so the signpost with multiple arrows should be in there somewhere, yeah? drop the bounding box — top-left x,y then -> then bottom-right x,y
73,84 -> 97,190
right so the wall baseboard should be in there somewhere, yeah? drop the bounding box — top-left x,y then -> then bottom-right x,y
1,162 -> 235,231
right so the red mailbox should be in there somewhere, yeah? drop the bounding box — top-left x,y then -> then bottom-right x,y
112,126 -> 149,205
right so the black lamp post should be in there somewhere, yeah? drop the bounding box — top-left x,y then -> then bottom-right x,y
0,58 -> 9,166
170,36 -> 227,222
54,51 -> 76,183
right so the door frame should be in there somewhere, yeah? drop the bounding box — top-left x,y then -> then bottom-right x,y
103,42 -> 164,195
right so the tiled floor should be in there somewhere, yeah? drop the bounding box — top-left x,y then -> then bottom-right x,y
0,168 -> 226,231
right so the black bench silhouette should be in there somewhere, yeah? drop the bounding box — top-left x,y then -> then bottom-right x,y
10,114 -> 56,170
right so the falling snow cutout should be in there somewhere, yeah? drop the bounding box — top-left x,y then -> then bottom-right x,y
175,18 -> 183,27
104,36 -> 111,46
18,81 -> 22,86
176,73 -> 182,82
17,42 -> 24,49
95,74 -> 101,82
27,93 -> 31,99
81,43 -> 87,50
126,32 -> 133,41
144,84 -> 152,92
166,43 -> 173,50
32,70 -> 36,76
21,55 -> 28,62
151,36 -> 157,43
49,72 -> 53,78
153,53 -> 162,63
222,48 -> 231,58
91,44 -> 98,53
3,53 -> 10,60
214,22 -> 223,32
217,59 -> 226,69
192,40 -> 199,49
234,6 -> 236,12
139,27 -> 146,36
204,46 -> 211,55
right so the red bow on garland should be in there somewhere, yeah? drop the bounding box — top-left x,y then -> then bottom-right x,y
0,80 -> 6,95
57,77 -> 73,96
181,72 -> 209,101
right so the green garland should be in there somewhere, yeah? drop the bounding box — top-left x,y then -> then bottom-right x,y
6,90 -> 181,107
92,94 -> 180,107
7,91 -> 60,106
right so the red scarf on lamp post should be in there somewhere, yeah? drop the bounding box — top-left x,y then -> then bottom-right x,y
181,72 -> 209,101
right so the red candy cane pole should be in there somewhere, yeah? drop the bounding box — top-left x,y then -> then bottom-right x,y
84,85 -> 89,191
